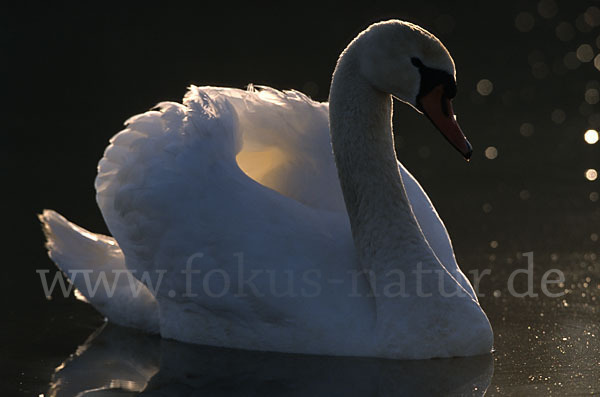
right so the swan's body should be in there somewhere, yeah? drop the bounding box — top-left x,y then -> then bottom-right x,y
41,20 -> 493,359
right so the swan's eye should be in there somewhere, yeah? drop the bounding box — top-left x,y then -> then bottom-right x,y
411,57 -> 424,68
412,59 -> 456,107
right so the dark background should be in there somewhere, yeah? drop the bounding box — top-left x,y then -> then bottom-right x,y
2,1 -> 599,395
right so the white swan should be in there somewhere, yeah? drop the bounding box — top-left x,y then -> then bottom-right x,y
41,20 -> 493,359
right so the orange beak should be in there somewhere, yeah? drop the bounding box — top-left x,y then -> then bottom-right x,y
420,85 -> 472,160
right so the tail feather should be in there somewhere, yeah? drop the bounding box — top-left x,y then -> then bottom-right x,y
39,210 -> 159,333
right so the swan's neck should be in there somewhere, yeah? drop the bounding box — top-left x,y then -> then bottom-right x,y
329,51 -> 436,296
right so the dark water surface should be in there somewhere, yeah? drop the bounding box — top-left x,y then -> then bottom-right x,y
3,1 -> 599,395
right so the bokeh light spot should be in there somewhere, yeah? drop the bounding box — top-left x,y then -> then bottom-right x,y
551,109 -> 566,124
537,0 -> 558,19
588,113 -> 600,127
555,22 -> 575,41
594,54 -> 600,71
585,88 -> 599,104
490,240 -> 499,249
576,44 -> 595,63
476,79 -> 494,96
576,13 -> 593,32
520,122 -> 535,137
584,129 -> 599,144
485,146 -> 498,159
520,190 -> 531,200
590,192 -> 599,202
584,6 -> 600,27
515,12 -> 535,32
585,168 -> 598,181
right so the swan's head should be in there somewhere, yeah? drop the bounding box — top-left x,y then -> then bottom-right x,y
355,20 -> 472,159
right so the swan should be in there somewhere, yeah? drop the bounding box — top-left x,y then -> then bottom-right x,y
40,20 -> 493,359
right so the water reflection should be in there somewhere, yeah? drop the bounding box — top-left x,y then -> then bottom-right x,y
47,324 -> 494,396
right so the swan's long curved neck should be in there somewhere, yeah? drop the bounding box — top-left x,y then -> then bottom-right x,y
329,50 -> 436,296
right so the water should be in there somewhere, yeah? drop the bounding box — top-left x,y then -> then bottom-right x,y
3,1 -> 600,395
4,257 -> 599,395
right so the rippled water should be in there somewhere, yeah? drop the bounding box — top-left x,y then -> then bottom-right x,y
3,1 -> 600,395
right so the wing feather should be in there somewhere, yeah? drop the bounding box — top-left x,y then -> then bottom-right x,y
94,85 -> 473,342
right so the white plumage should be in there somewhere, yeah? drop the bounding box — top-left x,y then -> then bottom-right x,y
41,20 -> 493,359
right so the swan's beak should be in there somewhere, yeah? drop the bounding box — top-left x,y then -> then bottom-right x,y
420,85 -> 472,160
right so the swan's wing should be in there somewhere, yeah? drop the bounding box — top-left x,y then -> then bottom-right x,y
95,85 -> 350,272
201,85 -> 346,212
94,86 -> 366,345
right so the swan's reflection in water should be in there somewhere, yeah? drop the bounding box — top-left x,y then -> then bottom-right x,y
48,323 -> 494,396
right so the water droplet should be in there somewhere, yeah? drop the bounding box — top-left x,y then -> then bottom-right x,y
493,290 -> 502,298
